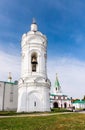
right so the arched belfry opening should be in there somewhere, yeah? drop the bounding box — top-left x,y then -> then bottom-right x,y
31,53 -> 38,72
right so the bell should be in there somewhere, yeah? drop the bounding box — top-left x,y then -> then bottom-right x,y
31,57 -> 37,64
32,57 -> 36,62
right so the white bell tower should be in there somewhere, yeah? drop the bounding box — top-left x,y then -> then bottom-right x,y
17,20 -> 51,112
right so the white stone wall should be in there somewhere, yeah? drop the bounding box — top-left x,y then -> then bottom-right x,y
17,85 -> 50,112
0,81 -> 18,111
0,82 -> 4,111
4,83 -> 18,111
72,103 -> 85,109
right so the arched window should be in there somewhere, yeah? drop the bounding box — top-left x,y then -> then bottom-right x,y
34,101 -> 36,107
31,53 -> 38,72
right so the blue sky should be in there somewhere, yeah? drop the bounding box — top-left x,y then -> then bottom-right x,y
1,0 -> 85,99
1,0 -> 85,59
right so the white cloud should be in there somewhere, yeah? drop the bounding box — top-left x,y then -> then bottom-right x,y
47,57 -> 85,99
0,50 -> 20,81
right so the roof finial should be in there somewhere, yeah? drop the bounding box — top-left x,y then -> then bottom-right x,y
56,73 -> 58,80
8,72 -> 12,82
31,18 -> 38,31
32,18 -> 36,24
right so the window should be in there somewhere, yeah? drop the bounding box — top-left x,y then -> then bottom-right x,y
56,96 -> 58,99
34,101 -> 36,107
10,85 -> 13,102
65,97 -> 67,100
61,96 -> 63,100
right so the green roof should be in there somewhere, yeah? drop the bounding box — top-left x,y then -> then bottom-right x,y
73,100 -> 85,104
62,94 -> 67,97
55,77 -> 60,88
50,93 -> 57,96
0,81 -> 18,85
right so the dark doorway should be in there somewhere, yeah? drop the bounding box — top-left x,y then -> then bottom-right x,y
53,102 -> 58,108
64,103 -> 67,108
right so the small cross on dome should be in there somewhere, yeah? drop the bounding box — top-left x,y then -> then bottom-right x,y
32,18 -> 36,24
31,18 -> 38,31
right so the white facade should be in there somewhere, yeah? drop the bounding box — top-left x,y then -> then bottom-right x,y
17,21 -> 51,112
50,75 -> 72,109
72,101 -> 85,109
0,81 -> 18,111
50,94 -> 71,109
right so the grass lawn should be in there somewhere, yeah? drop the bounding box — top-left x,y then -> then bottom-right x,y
0,113 -> 85,130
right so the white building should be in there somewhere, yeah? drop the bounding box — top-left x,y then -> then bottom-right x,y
72,100 -> 85,110
0,80 -> 18,111
17,20 -> 51,112
50,74 -> 71,109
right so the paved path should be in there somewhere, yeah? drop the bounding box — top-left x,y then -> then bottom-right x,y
78,111 -> 85,113
0,112 -> 73,118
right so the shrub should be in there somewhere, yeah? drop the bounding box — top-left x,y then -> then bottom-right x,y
51,108 -> 72,113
